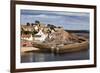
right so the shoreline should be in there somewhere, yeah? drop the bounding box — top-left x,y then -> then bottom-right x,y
21,32 -> 89,54
21,47 -> 40,53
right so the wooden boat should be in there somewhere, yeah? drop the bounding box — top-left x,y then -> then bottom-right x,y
32,37 -> 89,53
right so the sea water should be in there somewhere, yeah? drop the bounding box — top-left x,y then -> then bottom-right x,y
21,49 -> 89,63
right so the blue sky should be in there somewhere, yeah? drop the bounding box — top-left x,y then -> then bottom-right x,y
20,10 -> 90,30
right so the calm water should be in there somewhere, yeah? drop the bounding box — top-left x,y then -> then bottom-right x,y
21,49 -> 89,63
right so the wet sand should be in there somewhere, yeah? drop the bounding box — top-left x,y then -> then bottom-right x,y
21,47 -> 40,54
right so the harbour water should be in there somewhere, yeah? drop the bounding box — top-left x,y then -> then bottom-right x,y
21,49 -> 89,63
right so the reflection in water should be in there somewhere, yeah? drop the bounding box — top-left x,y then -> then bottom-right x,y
21,49 -> 89,63
34,53 -> 46,62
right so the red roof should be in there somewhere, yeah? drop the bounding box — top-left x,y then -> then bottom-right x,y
21,34 -> 31,38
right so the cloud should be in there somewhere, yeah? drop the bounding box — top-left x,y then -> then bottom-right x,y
22,14 -> 62,19
55,12 -> 89,17
21,9 -> 89,17
32,14 -> 59,18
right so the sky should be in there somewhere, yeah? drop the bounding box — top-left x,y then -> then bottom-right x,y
20,10 -> 90,30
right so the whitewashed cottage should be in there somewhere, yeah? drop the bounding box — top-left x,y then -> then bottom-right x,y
34,28 -> 48,42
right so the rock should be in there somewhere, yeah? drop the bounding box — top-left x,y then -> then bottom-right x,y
44,29 -> 80,45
